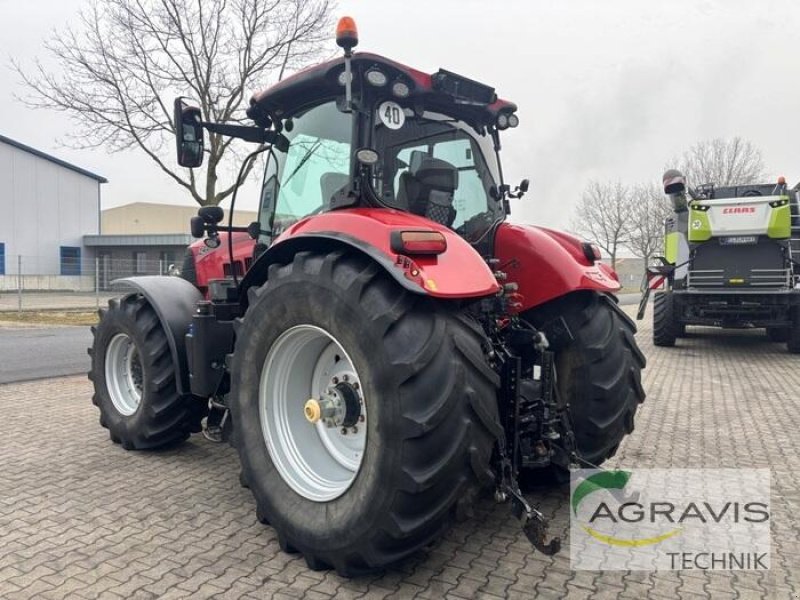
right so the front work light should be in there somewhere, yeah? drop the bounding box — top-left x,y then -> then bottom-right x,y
392,81 -> 410,98
365,68 -> 388,87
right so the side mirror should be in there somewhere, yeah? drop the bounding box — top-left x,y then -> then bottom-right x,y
519,179 -> 530,194
190,216 -> 205,238
174,97 -> 205,168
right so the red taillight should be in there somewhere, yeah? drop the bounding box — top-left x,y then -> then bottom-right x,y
582,242 -> 601,263
391,231 -> 447,255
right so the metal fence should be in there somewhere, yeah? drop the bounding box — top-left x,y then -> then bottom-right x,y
0,255 -> 177,313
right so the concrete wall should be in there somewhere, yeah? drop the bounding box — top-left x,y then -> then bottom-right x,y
102,203 -> 257,235
614,257 -> 646,288
0,140 -> 100,276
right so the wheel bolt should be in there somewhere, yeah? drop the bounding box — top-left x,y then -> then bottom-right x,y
341,427 -> 348,435
359,415 -> 365,422
332,376 -> 339,384
353,382 -> 359,390
352,426 -> 358,434
343,374 -> 349,382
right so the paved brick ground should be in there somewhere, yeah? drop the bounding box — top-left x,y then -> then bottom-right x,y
0,312 -> 798,599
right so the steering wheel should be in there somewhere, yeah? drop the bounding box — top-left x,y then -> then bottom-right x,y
455,211 -> 493,241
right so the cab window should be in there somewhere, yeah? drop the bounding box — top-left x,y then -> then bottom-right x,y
373,112 -> 502,239
260,102 -> 351,239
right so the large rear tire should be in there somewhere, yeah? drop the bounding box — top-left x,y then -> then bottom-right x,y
653,291 -> 679,347
228,251 -> 501,575
526,292 -> 646,468
89,294 -> 203,449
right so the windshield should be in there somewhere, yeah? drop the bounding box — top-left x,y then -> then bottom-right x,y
371,108 -> 504,242
259,101 -> 351,243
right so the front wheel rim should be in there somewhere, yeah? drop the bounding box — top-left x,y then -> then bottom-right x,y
260,325 -> 367,502
105,333 -> 143,416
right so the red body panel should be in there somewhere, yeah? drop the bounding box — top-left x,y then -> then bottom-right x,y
274,208 -> 500,299
494,223 -> 620,311
189,215 -> 620,307
191,232 -> 256,293
190,209 -> 501,299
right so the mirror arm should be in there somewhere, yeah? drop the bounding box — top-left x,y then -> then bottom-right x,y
201,122 -> 289,152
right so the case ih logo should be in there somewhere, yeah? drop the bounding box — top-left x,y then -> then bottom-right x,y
722,207 -> 756,214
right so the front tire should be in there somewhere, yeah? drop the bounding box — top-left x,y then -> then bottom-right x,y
229,251 -> 501,575
89,294 -> 203,449
653,291 -> 680,347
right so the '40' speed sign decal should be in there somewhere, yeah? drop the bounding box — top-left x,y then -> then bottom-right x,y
378,101 -> 405,130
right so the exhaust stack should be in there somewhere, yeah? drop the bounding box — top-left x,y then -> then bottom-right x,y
663,169 -> 688,213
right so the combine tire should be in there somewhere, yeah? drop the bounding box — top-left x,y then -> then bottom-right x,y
89,294 -> 202,449
653,291 -> 679,347
228,251 -> 501,576
788,306 -> 800,353
526,291 -> 646,468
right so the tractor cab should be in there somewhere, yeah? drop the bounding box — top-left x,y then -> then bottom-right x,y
174,18 -> 524,270
248,52 -> 520,251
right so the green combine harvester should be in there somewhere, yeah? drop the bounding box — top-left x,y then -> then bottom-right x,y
638,170 -> 800,352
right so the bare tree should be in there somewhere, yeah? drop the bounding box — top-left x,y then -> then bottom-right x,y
571,180 -> 633,269
14,0 -> 333,206
626,182 -> 672,266
676,137 -> 765,188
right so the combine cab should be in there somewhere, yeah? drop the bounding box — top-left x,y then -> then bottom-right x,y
639,170 -> 800,351
88,18 -> 646,574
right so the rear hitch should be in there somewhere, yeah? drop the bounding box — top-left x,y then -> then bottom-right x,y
495,450 -> 561,555
505,483 -> 561,555
202,397 -> 230,443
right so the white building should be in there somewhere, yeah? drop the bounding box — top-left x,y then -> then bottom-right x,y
0,134 -> 106,288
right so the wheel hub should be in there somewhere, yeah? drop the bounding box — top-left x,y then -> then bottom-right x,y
304,382 -> 362,428
260,325 -> 367,502
104,332 -> 143,416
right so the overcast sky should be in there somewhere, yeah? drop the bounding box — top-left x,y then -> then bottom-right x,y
2,0 -> 799,228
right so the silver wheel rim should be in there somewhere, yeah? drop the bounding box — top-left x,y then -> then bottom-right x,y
105,333 -> 143,416
260,325 -> 366,502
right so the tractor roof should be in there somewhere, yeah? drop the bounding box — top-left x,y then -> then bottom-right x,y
247,52 -> 517,129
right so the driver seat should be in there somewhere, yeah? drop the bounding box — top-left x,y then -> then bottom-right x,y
396,151 -> 459,227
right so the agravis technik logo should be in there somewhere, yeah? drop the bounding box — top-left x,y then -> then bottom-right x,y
572,470 -> 683,547
570,469 -> 771,570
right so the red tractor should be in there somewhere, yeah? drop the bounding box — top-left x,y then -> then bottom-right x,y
89,18 -> 646,575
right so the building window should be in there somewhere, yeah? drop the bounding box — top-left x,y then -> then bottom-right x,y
134,252 -> 148,274
0,243 -> 5,276
60,246 -> 81,276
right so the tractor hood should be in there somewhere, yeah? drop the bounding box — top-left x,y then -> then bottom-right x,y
688,196 -> 791,242
494,223 -> 620,311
